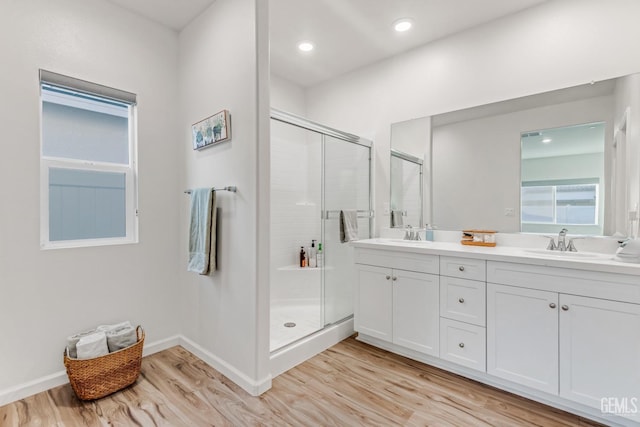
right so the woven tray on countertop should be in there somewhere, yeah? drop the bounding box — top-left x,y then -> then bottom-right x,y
63,326 -> 144,400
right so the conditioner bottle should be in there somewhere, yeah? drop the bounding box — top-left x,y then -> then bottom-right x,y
309,240 -> 317,268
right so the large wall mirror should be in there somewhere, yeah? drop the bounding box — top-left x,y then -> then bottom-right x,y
390,72 -> 640,237
389,117 -> 430,228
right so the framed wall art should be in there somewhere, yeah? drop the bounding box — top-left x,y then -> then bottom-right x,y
192,109 -> 231,150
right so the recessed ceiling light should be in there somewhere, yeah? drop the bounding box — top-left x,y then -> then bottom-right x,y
394,19 -> 413,32
542,138 -> 552,144
297,41 -> 314,52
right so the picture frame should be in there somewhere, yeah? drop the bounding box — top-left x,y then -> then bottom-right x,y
192,109 -> 231,150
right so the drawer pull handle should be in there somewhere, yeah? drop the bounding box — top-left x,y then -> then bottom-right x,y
458,266 -> 465,272
549,303 -> 556,309
459,342 -> 465,348
392,276 -> 398,281
385,275 -> 391,280
561,305 -> 569,311
458,298 -> 465,304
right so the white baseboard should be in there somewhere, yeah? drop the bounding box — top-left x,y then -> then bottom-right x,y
178,335 -> 272,396
0,334 -> 180,407
0,370 -> 69,408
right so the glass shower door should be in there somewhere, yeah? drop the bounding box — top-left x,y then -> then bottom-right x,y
322,135 -> 371,325
269,120 -> 323,351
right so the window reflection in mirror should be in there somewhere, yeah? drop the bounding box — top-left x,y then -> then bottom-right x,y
390,149 -> 423,228
521,122 -> 605,235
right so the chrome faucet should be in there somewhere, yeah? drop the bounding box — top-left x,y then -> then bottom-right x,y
403,225 -> 422,241
557,228 -> 568,251
545,228 -> 578,252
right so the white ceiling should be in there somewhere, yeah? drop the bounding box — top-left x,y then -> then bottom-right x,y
269,0 -> 549,87
105,0 -> 548,87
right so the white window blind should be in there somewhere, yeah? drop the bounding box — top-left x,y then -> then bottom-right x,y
40,70 -> 138,248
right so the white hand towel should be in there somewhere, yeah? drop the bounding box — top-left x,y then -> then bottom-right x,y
76,332 -> 109,360
340,210 -> 359,243
106,325 -> 137,352
66,329 -> 97,359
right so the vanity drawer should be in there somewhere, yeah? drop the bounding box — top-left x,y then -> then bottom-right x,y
440,276 -> 486,326
440,256 -> 486,281
439,318 -> 486,372
355,248 -> 439,274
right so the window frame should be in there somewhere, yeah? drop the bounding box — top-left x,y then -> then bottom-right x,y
39,72 -> 138,249
521,180 -> 600,227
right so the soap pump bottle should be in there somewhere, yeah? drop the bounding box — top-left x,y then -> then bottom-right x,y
316,243 -> 324,268
299,246 -> 306,268
309,240 -> 317,268
425,224 -> 434,242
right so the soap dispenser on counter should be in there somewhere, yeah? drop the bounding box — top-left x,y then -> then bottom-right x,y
425,224 -> 435,241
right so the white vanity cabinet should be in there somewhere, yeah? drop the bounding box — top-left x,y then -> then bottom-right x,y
355,249 -> 440,356
353,240 -> 640,426
487,261 -> 640,422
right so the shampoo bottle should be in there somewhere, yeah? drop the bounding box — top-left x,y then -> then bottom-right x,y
316,243 -> 324,268
309,240 -> 317,268
299,246 -> 306,268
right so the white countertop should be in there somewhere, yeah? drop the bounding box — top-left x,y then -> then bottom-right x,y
351,238 -> 640,277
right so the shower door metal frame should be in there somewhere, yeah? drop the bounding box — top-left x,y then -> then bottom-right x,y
271,108 -> 374,235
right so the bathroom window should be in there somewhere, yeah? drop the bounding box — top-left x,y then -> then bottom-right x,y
521,181 -> 599,226
39,70 -> 138,249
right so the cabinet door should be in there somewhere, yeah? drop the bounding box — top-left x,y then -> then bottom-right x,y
560,294 -> 640,419
487,283 -> 559,394
393,270 -> 439,356
355,265 -> 392,341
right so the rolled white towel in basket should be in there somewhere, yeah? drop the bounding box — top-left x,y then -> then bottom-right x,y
76,331 -> 109,360
106,325 -> 137,352
66,329 -> 97,359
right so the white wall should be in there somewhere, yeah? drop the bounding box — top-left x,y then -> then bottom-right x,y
178,0 -> 271,394
304,0 -> 640,236
0,0 -> 180,397
271,74 -> 306,116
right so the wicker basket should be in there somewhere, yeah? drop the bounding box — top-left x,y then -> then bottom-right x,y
63,326 -> 144,400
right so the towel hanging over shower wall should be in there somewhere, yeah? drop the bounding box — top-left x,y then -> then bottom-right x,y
188,188 -> 217,274
340,210 -> 358,243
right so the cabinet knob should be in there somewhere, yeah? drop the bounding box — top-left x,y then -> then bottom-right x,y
385,275 -> 391,280
561,305 -> 569,311
458,298 -> 465,304
459,342 -> 465,348
392,276 -> 398,281
549,303 -> 556,309
458,266 -> 465,272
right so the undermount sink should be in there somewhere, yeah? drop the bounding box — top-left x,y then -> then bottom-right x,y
375,238 -> 432,245
521,248 -> 611,260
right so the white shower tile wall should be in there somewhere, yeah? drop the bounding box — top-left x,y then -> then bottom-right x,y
270,121 -> 322,303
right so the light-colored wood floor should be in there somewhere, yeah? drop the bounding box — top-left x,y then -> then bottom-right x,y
1,337 -> 603,426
